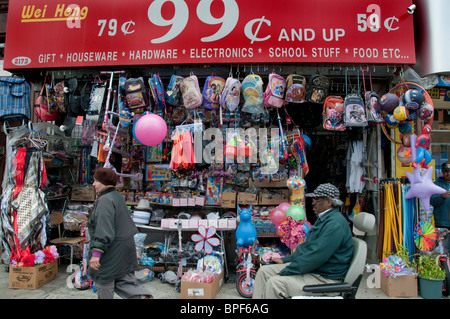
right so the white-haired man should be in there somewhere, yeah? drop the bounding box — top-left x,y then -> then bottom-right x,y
252,183 -> 353,299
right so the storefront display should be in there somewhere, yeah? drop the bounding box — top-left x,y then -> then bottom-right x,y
4,0 -> 450,300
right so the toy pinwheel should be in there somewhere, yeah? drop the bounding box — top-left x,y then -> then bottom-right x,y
414,220 -> 437,252
191,225 -> 220,254
277,216 -> 311,249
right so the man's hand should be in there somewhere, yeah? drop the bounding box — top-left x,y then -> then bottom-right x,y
89,256 -> 101,270
271,256 -> 284,264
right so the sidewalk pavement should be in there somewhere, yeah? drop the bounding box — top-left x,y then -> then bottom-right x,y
0,262 -> 431,300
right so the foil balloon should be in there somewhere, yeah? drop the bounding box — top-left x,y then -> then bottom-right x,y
405,134 -> 446,212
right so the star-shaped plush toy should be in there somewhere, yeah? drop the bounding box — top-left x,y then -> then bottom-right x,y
405,134 -> 446,212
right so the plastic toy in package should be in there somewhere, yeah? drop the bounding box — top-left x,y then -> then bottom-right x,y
197,255 -> 223,273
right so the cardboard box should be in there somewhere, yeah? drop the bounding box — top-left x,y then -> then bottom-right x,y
237,192 -> 258,205
380,274 -> 418,297
71,185 -> 96,202
221,192 -> 236,208
9,260 -> 58,289
181,271 -> 224,299
250,181 -> 287,188
258,189 -> 290,205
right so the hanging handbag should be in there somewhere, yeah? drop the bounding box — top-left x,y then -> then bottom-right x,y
53,79 -> 66,113
65,76 -> 90,116
34,75 -> 59,121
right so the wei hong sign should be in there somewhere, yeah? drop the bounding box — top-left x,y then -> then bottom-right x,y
4,0 -> 415,69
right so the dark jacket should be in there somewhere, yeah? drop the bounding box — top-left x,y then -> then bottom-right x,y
430,177 -> 450,227
88,186 -> 138,283
279,208 -> 353,280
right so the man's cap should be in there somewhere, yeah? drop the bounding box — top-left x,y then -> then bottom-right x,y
305,183 -> 340,200
442,162 -> 450,172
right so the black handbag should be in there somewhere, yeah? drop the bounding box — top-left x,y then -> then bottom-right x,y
65,76 -> 91,117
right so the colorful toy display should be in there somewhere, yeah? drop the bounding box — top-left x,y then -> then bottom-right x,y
277,216 -> 311,249
414,220 -> 437,252
191,225 -> 220,254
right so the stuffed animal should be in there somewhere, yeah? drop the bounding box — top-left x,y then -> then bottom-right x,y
236,205 -> 257,248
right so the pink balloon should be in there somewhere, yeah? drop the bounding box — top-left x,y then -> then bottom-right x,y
134,113 -> 167,146
277,202 -> 291,213
270,209 -> 286,225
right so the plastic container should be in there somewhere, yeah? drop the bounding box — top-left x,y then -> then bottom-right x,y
418,276 -> 443,299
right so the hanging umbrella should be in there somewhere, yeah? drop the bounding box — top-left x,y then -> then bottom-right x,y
414,220 -> 437,252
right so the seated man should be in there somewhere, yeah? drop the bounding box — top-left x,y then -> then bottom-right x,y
252,183 -> 353,299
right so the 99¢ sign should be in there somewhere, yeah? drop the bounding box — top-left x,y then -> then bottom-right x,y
4,0 -> 415,69
148,0 -> 239,43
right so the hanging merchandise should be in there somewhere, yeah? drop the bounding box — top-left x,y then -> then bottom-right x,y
65,76 -> 91,117
220,76 -> 242,112
0,77 -> 31,121
306,74 -> 330,104
275,109 -> 288,162
34,74 -> 59,122
379,179 -> 419,261
345,140 -> 365,193
219,74 -> 242,125
380,81 -> 434,144
180,74 -> 203,109
401,184 -> 416,258
343,69 -> 367,127
1,135 -> 49,265
87,75 -> 106,115
165,74 -> 184,107
412,124 -> 432,169
118,78 -> 133,128
381,181 -> 403,258
293,133 -> 310,176
0,79 -> 30,128
284,74 -> 307,104
202,74 -> 226,111
149,73 -> 166,112
348,194 -> 362,221
125,77 -> 149,112
241,72 -> 264,114
405,134 -> 446,214
362,69 -> 383,124
206,176 -> 223,206
169,128 -> 196,173
263,72 -> 286,108
322,95 -> 345,131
